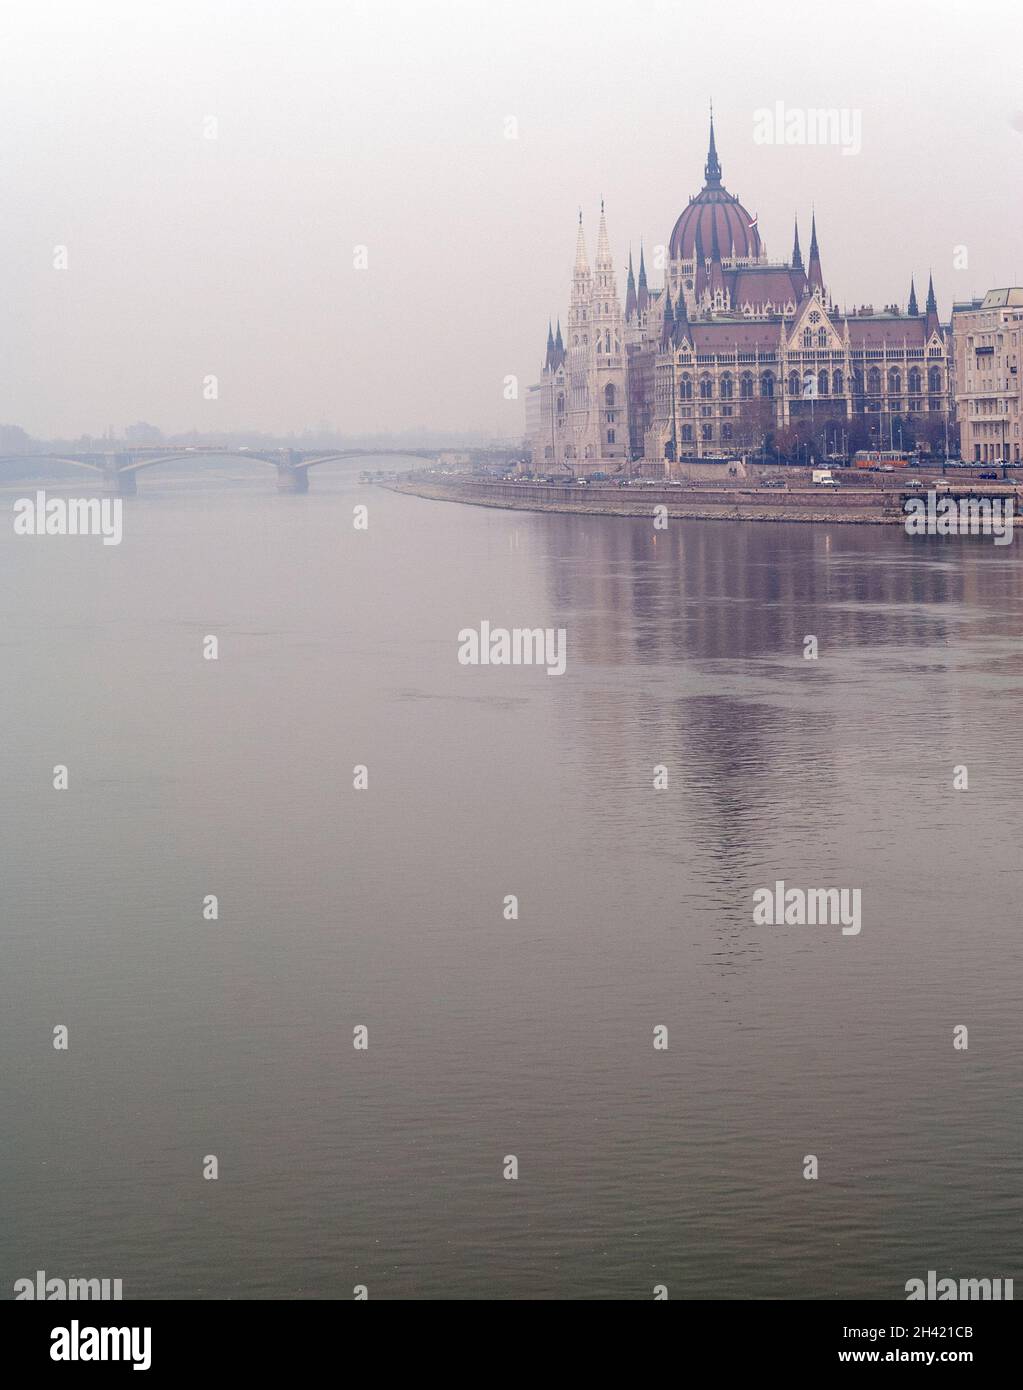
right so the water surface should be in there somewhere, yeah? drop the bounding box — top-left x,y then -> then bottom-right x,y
2,464 -> 1021,1299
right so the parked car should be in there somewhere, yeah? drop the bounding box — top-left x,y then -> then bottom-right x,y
979,471 -> 998,480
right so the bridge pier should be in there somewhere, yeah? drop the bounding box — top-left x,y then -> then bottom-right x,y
102,467 -> 137,496
276,463 -> 309,494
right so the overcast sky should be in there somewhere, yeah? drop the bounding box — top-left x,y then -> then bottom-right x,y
1,0 -> 1021,440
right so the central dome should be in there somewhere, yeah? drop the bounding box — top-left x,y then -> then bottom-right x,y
668,116 -> 762,262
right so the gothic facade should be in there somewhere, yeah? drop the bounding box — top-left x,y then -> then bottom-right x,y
526,116 -> 953,474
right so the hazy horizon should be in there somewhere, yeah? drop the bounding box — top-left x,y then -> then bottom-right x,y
2,0 -> 1021,439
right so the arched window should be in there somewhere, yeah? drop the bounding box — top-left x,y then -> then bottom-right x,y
556,393 -> 565,417
818,327 -> 828,348
700,375 -> 713,399
803,328 -> 813,348
852,372 -> 864,396
604,384 -> 616,408
908,368 -> 922,394
928,366 -> 942,393
604,330 -> 611,354
818,370 -> 829,396
720,374 -> 733,400
788,371 -> 801,396
679,375 -> 693,401
888,368 -> 902,394
833,370 -> 843,394
761,372 -> 775,398
867,367 -> 881,395
680,424 -> 693,442
740,372 -> 754,399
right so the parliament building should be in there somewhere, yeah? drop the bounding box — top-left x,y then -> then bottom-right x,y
526,114 -> 953,475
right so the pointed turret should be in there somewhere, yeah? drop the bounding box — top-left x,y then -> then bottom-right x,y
545,321 -> 555,370
673,285 -> 690,346
661,285 -> 675,348
574,208 -> 589,273
907,278 -> 918,316
596,198 -> 610,261
637,243 -> 649,313
625,248 -> 638,321
553,320 -> 565,369
569,211 -> 592,351
791,217 -> 803,270
704,101 -> 722,189
807,212 -> 823,295
925,273 -> 940,334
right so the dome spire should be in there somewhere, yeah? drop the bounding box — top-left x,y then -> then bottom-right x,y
704,100 -> 722,187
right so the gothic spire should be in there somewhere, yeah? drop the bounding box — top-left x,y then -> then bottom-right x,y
596,197 -> 610,262
925,272 -> 940,334
661,284 -> 674,347
704,100 -> 722,188
625,247 -> 638,320
907,278 -> 918,316
673,284 -> 690,345
791,216 -> 803,270
574,209 -> 589,274
807,211 -> 823,294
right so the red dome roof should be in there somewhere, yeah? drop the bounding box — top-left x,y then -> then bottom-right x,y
669,188 -> 762,261
669,114 -> 762,261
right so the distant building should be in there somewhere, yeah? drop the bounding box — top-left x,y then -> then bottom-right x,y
952,289 -> 1023,464
528,113 -> 953,474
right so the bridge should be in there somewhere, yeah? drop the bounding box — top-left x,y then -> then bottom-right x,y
0,446 -> 524,495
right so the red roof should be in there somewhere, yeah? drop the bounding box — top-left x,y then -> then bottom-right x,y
686,322 -> 781,350
844,317 -> 927,348
729,268 -> 803,307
